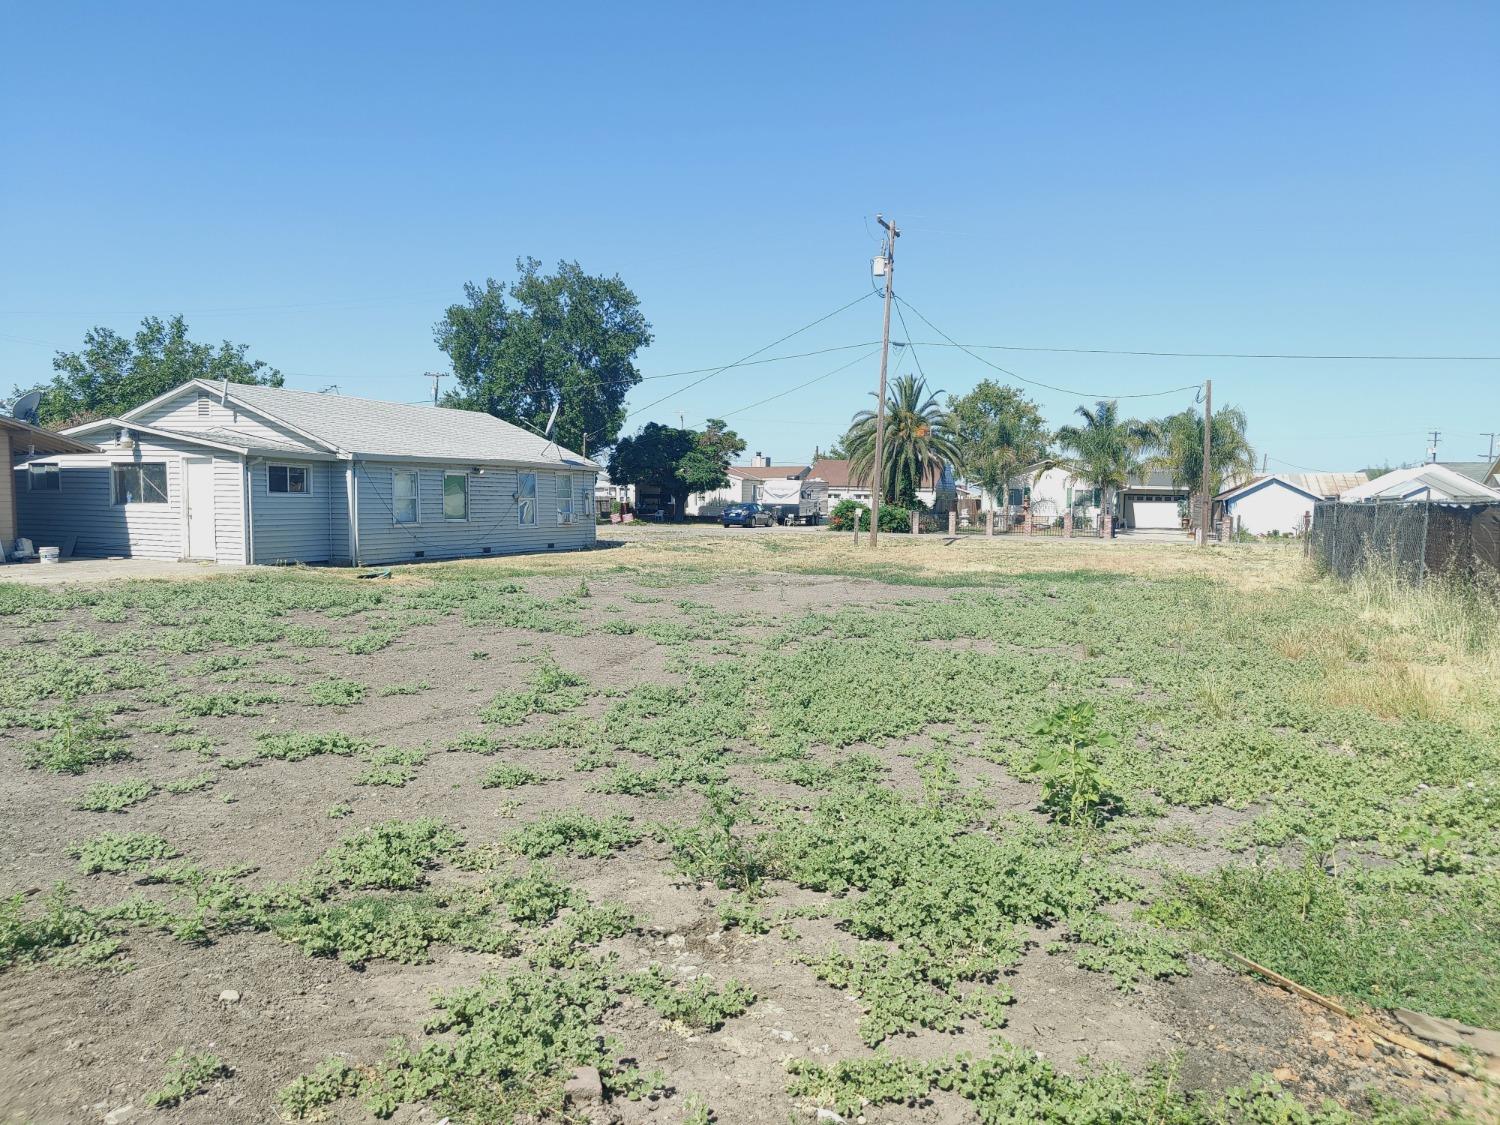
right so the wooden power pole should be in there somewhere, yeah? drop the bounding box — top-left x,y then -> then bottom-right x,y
1199,379 -> 1212,546
870,214 -> 899,547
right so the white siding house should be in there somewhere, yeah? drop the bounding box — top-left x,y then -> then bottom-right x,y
2,417 -> 99,560
1216,473 -> 1369,536
13,381 -> 598,567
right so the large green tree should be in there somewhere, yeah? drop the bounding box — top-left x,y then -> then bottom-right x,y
1147,405 -> 1256,520
947,380 -> 1048,520
843,374 -> 959,507
675,418 -> 747,496
607,419 -> 743,520
28,315 -> 282,428
1053,400 -> 1154,531
435,258 -> 653,456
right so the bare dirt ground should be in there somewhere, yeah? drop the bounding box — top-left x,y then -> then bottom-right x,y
0,536 -> 1491,1124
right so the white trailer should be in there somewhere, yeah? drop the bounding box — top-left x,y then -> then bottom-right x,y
759,478 -> 828,525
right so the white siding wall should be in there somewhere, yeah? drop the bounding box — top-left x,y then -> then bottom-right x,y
1226,481 -> 1318,536
248,459 -> 337,564
352,462 -> 596,565
14,436 -> 245,563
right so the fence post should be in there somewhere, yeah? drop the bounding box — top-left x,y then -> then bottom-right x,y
986,507 -> 994,537
1064,509 -> 1074,538
910,510 -> 919,536
1023,501 -> 1034,536
1102,511 -> 1113,540
948,510 -> 956,536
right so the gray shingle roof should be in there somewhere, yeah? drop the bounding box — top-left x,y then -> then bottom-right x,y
225,383 -> 597,469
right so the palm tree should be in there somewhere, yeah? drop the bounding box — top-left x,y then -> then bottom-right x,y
843,374 -> 959,507
1147,407 -> 1256,524
1052,400 -> 1153,534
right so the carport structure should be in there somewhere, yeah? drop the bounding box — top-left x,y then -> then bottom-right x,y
1,416 -> 99,561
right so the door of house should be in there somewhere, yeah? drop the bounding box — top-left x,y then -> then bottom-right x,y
184,458 -> 217,559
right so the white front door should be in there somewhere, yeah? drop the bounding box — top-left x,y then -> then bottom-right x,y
184,458 -> 217,559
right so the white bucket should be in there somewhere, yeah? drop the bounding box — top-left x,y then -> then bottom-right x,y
38,546 -> 60,565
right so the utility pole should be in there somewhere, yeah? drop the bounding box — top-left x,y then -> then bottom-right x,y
870,214 -> 899,547
425,371 -> 448,406
1479,433 -> 1496,461
1427,430 -> 1441,464
1199,379 -> 1212,547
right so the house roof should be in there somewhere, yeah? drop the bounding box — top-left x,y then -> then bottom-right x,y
66,416 -> 340,460
1217,472 -> 1368,503
728,463 -> 809,481
115,380 -> 597,470
1437,461 -> 1496,485
808,458 -> 945,489
1341,464 -> 1500,504
1,416 -> 98,457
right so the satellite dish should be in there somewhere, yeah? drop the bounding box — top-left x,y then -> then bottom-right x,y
11,390 -> 42,425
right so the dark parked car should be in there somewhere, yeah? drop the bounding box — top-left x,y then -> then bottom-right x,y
722,502 -> 773,528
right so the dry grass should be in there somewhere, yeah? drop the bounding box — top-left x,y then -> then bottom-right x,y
410,525 -> 1312,593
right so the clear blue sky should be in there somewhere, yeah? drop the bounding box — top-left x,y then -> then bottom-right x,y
3,2 -> 1496,471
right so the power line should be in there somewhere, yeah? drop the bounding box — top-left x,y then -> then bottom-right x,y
622,291 -> 875,421
892,299 -> 927,383
716,347 -> 881,421
906,339 -> 1500,363
893,295 -> 1202,401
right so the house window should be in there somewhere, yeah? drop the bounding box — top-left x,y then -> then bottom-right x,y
112,463 -> 168,505
268,464 -> 308,494
27,464 -> 60,491
443,471 -> 468,520
1007,487 -> 1024,507
557,474 -> 575,524
518,472 -> 537,525
1091,488 -> 1103,507
393,469 -> 419,525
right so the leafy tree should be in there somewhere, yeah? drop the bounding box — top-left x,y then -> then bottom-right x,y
607,420 -> 743,520
675,418 -> 747,496
946,380 -> 1048,523
28,315 -> 282,428
1146,406 -> 1256,517
1052,400 -> 1153,531
818,436 -> 850,461
843,374 -> 959,507
435,258 -> 652,456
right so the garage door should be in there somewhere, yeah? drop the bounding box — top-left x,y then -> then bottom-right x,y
1131,499 -> 1180,529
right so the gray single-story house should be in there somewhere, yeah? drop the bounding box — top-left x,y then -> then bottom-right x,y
13,380 -> 599,566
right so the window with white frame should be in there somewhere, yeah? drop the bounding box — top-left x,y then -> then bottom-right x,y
27,464 -> 60,491
518,472 -> 537,525
393,469 -> 419,524
112,462 -> 168,505
443,471 -> 469,521
556,473 -> 574,524
268,464 -> 309,494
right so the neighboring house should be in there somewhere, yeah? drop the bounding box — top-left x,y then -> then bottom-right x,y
806,458 -> 956,511
1,416 -> 99,560
1018,466 -> 1189,530
1340,463 -> 1500,505
595,471 -> 633,511
686,453 -> 809,517
12,380 -> 598,566
1215,472 -> 1368,536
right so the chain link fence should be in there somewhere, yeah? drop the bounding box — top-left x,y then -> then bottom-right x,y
1307,500 -> 1500,583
